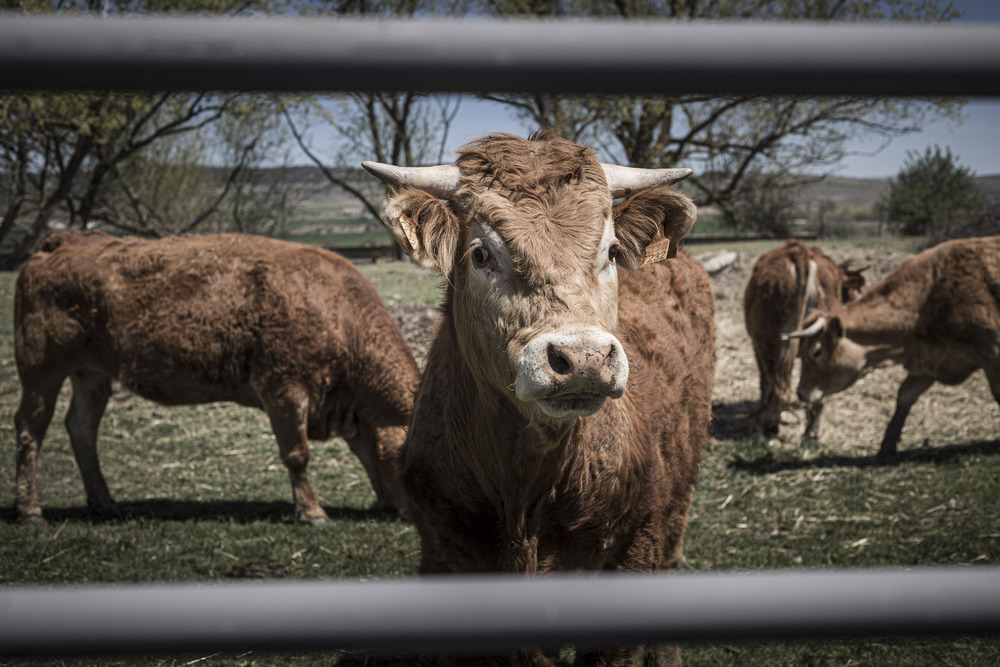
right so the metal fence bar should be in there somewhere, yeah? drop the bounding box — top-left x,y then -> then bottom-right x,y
0,568 -> 998,658
1,16 -> 999,95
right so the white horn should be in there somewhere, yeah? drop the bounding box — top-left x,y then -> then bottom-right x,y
362,162 -> 462,200
601,164 -> 693,198
780,317 -> 827,341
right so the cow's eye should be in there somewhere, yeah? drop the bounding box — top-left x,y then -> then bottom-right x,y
608,243 -> 619,263
472,245 -> 490,265
811,345 -> 823,359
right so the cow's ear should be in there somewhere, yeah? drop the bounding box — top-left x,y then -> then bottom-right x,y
380,188 -> 461,275
611,187 -> 697,270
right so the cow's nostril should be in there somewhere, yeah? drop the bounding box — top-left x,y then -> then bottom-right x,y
547,345 -> 573,375
600,344 -> 615,364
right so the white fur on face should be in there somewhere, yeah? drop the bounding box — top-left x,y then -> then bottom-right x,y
515,216 -> 627,421
460,206 -> 628,423
514,327 -> 628,420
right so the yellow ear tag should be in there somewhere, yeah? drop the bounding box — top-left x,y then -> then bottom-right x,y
398,213 -> 420,251
639,237 -> 675,266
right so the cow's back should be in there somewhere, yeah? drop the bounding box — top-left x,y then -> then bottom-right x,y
16,231 -> 381,407
744,240 -> 844,336
887,236 -> 1000,359
926,236 -> 1000,337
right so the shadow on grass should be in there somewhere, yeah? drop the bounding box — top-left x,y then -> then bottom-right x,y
337,654 -> 442,666
0,499 -> 401,525
711,400 -> 760,440
729,438 -> 1000,475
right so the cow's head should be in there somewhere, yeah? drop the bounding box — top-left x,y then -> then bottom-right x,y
838,262 -> 867,303
364,132 -> 696,426
783,313 -> 867,403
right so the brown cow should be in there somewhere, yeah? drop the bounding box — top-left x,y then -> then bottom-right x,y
364,132 -> 716,666
14,231 -> 418,525
744,240 -> 865,438
784,235 -> 1000,460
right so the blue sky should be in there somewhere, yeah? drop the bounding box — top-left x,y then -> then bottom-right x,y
835,0 -> 1000,177
435,1 -> 1000,179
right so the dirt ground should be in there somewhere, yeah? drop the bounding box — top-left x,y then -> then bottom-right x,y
388,243 -> 998,455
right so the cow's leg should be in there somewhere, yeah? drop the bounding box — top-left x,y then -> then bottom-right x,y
877,374 -> 935,461
14,371 -> 65,524
262,388 -> 330,525
755,336 -> 799,437
983,360 -> 1000,408
66,370 -> 118,518
753,355 -> 781,436
803,398 -> 824,441
757,391 -> 781,436
344,422 -> 403,511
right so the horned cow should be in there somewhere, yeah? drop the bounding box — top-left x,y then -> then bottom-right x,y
14,231 -> 419,524
785,235 -> 1000,459
743,240 -> 865,437
364,132 -> 716,666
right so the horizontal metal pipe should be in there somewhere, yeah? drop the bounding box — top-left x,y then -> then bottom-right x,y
0,16 -> 999,95
0,567 -> 997,658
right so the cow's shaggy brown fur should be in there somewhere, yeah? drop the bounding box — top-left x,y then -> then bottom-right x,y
14,231 -> 418,524
371,133 -> 716,666
743,239 -> 865,438
792,235 -> 1000,459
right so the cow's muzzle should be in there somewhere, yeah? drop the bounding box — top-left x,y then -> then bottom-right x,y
514,329 -> 628,419
797,384 -> 824,404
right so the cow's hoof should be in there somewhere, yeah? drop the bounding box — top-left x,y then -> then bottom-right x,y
305,515 -> 332,527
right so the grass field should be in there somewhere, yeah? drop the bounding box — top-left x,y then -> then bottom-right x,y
0,236 -> 997,666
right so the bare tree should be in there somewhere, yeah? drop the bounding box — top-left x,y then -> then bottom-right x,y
284,93 -> 461,257
0,92 -> 247,267
92,98 -> 302,238
479,0 -> 965,220
0,0 -> 296,267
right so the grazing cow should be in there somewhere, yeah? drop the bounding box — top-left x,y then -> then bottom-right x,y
364,132 -> 716,666
743,240 -> 866,438
14,231 -> 419,525
784,236 -> 1000,460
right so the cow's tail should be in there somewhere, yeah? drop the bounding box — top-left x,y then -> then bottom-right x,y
776,244 -> 817,405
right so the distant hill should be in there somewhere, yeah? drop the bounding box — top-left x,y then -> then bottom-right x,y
974,174 -> 1000,202
795,174 -> 1000,210
795,176 -> 889,209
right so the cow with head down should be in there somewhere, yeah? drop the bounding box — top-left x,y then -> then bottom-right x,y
364,132 -> 716,666
784,235 -> 1000,460
14,231 -> 418,525
744,240 -> 866,438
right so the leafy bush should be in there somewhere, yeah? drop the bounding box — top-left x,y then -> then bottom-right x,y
878,145 -> 986,236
